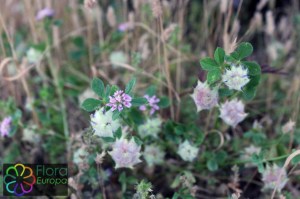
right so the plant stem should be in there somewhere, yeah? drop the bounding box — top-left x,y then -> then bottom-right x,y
159,16 -> 175,119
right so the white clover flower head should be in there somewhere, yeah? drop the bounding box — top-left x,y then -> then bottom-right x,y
143,145 -> 165,167
90,107 -> 121,137
222,64 -> 250,91
262,164 -> 288,192
22,125 -> 41,144
252,120 -> 263,130
190,81 -> 218,112
177,140 -> 199,162
26,48 -> 43,64
109,51 -> 128,68
240,145 -> 261,167
138,118 -> 162,138
282,120 -> 296,134
73,147 -> 88,164
108,138 -> 142,169
219,99 -> 248,128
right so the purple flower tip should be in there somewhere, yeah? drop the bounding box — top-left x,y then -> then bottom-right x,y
139,95 -> 160,115
107,90 -> 132,112
0,116 -> 12,137
36,8 -> 55,21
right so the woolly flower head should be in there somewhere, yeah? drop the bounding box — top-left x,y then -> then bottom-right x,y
143,145 -> 165,167
240,145 -> 261,167
109,138 -> 142,169
73,147 -> 88,164
262,164 -> 288,192
26,48 -> 43,64
22,125 -> 41,144
177,140 -> 199,162
139,95 -> 160,115
219,99 -> 247,127
107,90 -> 132,112
90,107 -> 121,137
109,51 -> 128,68
0,117 -> 12,137
222,64 -> 250,91
282,120 -> 296,134
138,118 -> 162,138
190,81 -> 218,112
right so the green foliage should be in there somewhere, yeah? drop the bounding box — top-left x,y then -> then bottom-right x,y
200,57 -> 219,70
131,97 -> 147,106
81,98 -> 102,112
158,96 -> 170,108
234,42 -> 253,60
125,77 -> 136,94
214,47 -> 225,65
207,69 -> 221,84
91,78 -> 105,97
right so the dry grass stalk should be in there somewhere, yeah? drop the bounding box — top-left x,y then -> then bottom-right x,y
220,0 -> 229,13
256,0 -> 269,11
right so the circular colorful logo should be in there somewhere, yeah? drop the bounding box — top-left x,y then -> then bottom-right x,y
3,163 -> 36,196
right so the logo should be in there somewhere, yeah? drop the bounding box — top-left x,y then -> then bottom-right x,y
3,164 -> 68,196
3,164 -> 36,196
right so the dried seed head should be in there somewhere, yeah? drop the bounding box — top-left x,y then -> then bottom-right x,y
84,0 -> 97,9
249,12 -> 263,31
282,120 -> 296,134
162,23 -> 177,41
266,11 -> 275,36
151,0 -> 162,18
106,6 -> 116,27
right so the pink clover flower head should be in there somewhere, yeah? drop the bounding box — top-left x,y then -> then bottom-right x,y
219,99 -> 248,128
107,90 -> 132,112
36,8 -> 55,21
139,95 -> 160,115
0,116 -> 12,137
190,81 -> 218,112
108,138 -> 142,169
262,164 -> 288,192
